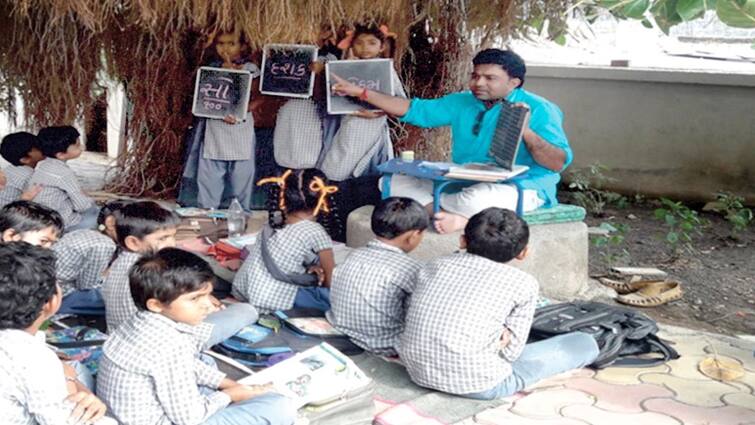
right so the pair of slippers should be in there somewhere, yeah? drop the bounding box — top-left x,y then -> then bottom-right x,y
599,275 -> 683,307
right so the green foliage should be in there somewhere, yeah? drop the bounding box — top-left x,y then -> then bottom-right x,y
654,197 -> 709,252
591,222 -> 631,265
567,163 -> 628,216
704,191 -> 753,234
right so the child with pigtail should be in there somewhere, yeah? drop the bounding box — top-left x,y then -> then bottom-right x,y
232,168 -> 338,312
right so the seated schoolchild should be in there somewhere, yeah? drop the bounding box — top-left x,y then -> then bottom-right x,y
399,207 -> 599,399
28,126 -> 98,231
101,201 -> 257,346
327,197 -> 428,355
0,131 -> 45,208
53,200 -> 129,316
0,242 -> 113,424
233,168 -> 337,313
0,200 -> 63,248
97,248 -> 296,425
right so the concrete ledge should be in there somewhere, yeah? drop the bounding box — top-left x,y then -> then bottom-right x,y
347,206 -> 588,299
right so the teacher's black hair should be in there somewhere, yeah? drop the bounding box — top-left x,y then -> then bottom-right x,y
472,48 -> 526,88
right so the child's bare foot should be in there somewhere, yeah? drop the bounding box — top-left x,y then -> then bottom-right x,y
433,211 -> 468,234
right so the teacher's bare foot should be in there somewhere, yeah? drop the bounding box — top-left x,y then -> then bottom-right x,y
433,211 -> 468,234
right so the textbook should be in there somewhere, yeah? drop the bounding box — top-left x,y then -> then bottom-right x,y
238,343 -> 372,409
445,163 -> 528,182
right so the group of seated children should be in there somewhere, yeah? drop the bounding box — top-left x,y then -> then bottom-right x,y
1,127 -> 98,231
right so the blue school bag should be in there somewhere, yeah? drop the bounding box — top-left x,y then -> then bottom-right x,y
47,326 -> 108,375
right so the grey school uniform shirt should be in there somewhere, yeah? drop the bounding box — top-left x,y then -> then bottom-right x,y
28,158 -> 93,227
102,250 -> 142,331
52,229 -> 116,295
326,239 -> 421,355
399,252 -> 539,395
97,312 -> 226,425
232,220 -> 332,312
202,62 -> 260,162
0,165 -> 33,208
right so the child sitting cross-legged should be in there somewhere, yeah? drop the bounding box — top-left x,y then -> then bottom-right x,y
326,197 -> 428,355
233,168 -> 337,313
97,248 -> 296,425
0,242 -> 113,425
102,201 -> 257,345
399,207 -> 600,399
0,200 -> 63,248
52,200 -> 129,316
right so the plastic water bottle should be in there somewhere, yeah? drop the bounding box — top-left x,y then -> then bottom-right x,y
227,198 -> 245,238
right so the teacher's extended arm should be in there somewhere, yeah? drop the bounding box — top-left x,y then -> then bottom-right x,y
331,74 -> 411,117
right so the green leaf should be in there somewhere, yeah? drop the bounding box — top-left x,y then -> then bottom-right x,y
717,0 -> 755,28
681,221 -> 694,231
651,0 -> 685,33
677,0 -> 708,20
641,18 -> 654,27
624,0 -> 651,18
666,232 -> 679,243
554,33 -> 567,45
654,208 -> 668,219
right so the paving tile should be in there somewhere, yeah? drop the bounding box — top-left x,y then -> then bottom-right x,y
644,397 -> 755,425
593,364 -> 670,385
563,378 -> 673,413
561,404 -> 681,425
640,373 -> 743,407
475,405 -> 589,425
705,342 -> 755,372
526,368 -> 596,391
667,354 -> 743,381
510,388 -> 594,418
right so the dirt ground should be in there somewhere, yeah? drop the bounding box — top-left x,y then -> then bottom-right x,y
577,200 -> 755,336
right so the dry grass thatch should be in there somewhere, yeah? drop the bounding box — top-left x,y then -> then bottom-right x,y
0,0 -> 572,197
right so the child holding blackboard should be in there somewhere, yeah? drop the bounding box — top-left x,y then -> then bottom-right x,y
232,168 -> 337,312
319,23 -> 406,182
196,30 -> 261,210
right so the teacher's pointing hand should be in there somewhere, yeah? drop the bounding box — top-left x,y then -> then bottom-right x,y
330,73 -> 363,97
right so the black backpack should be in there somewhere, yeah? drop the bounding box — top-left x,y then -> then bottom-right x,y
529,301 -> 680,369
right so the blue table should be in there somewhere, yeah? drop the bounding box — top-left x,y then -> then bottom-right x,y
378,159 -> 527,216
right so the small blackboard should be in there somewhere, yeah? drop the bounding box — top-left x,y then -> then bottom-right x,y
192,66 -> 252,119
260,44 -> 317,98
326,59 -> 395,115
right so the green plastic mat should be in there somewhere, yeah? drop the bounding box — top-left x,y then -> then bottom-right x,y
523,204 -> 586,225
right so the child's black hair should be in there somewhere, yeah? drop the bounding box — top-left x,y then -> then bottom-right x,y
1,132 -> 40,166
112,201 -> 179,248
0,242 -> 58,329
37,126 -> 80,158
371,197 -> 429,239
211,29 -> 250,64
464,207 -> 529,263
0,201 -> 64,236
472,48 -> 526,88
129,247 -> 214,311
262,169 -> 340,235
352,23 -> 386,45
97,199 -> 130,228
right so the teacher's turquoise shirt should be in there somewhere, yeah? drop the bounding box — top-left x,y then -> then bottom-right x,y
399,88 -> 572,208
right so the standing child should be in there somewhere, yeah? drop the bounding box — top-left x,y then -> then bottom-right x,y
0,242 -> 113,425
233,168 -> 337,312
319,23 -> 406,182
53,200 -> 129,316
399,208 -> 599,399
0,132 -> 44,207
97,248 -> 295,425
29,126 -> 99,231
196,30 -> 261,211
101,201 -> 258,346
0,200 -> 63,248
327,197 -> 428,355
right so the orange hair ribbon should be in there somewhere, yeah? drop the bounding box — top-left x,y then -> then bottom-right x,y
257,169 -> 293,211
308,177 -> 338,216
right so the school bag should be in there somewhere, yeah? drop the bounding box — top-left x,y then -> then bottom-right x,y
529,301 -> 680,369
47,326 -> 109,375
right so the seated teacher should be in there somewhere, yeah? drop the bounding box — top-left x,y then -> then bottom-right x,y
331,48 -> 572,234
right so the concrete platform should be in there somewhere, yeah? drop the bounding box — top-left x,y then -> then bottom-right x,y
346,206 -> 589,300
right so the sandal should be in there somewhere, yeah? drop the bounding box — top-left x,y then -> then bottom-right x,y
616,281 -> 683,307
597,276 -> 666,295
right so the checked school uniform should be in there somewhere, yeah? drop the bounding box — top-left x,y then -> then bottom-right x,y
399,252 -> 538,395
0,165 -> 33,208
28,158 -> 96,229
326,239 -> 421,355
101,250 -> 141,332
97,311 -> 295,425
232,220 -> 332,312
